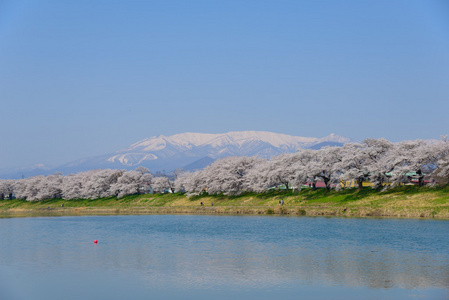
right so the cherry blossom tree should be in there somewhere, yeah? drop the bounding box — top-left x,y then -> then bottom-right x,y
290,149 -> 316,190
13,176 -> 46,201
384,140 -> 436,187
178,170 -> 208,196
339,140 -> 393,189
152,176 -> 175,193
203,156 -> 264,195
338,143 -> 367,189
0,180 -> 15,200
251,154 -> 296,192
250,152 -> 311,192
110,170 -> 152,198
34,172 -> 64,200
82,169 -> 126,199
173,171 -> 191,193
62,172 -> 87,200
306,147 -> 343,191
362,138 -> 394,189
431,136 -> 449,184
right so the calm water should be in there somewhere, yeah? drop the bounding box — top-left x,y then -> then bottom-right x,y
1,215 -> 448,300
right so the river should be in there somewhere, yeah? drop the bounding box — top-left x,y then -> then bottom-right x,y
1,215 -> 448,299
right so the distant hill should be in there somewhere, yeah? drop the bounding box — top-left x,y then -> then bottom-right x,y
1,131 -> 351,178
307,141 -> 346,150
182,156 -> 216,172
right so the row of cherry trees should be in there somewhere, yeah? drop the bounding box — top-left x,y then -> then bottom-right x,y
174,137 -> 449,195
0,168 -> 153,201
1,138 -> 449,201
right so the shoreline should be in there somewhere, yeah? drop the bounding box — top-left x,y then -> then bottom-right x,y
1,204 -> 447,220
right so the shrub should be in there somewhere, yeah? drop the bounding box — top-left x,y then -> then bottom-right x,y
297,209 -> 306,216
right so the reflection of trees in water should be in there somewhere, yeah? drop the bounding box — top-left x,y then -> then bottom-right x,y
55,239 -> 447,290
3,217 -> 449,292
6,236 -> 449,290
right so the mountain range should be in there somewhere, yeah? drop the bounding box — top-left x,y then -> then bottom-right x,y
1,131 -> 351,179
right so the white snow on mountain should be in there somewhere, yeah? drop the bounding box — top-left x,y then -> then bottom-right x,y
0,131 -> 352,178
107,153 -> 158,166
127,131 -> 350,153
98,131 -> 351,171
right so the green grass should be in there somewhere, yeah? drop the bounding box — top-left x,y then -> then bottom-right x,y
1,185 -> 449,218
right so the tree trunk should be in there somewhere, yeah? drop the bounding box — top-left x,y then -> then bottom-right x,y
357,177 -> 364,190
323,177 -> 330,191
417,169 -> 424,187
418,176 -> 424,187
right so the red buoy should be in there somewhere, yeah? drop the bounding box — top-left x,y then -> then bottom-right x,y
94,240 -> 98,244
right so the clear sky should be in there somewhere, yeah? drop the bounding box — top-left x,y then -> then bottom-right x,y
1,0 -> 449,170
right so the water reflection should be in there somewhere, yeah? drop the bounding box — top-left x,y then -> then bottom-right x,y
1,215 -> 448,299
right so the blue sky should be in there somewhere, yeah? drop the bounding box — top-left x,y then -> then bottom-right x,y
1,0 -> 449,169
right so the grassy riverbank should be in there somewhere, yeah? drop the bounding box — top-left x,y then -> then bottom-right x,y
1,185 -> 449,219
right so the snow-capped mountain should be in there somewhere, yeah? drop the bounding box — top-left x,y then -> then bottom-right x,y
126,131 -> 348,154
57,131 -> 351,173
0,131 -> 352,178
